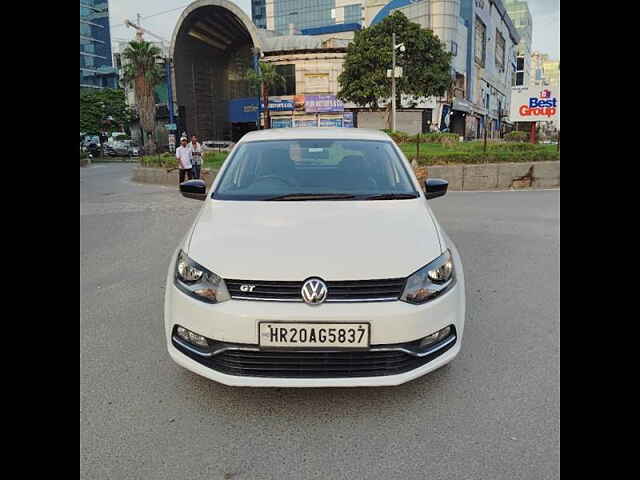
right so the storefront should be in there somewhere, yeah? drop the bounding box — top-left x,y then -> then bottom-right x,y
268,94 -> 354,129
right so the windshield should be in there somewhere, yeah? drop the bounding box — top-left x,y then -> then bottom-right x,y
212,139 -> 418,201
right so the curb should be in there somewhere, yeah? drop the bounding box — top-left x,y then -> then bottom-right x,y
132,161 -> 559,192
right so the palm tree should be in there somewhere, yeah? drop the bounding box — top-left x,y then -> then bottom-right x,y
122,40 -> 163,154
246,62 -> 286,129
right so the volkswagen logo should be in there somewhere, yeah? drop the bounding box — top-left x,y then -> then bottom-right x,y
301,278 -> 328,305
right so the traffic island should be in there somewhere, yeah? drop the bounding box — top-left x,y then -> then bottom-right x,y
132,166 -> 218,187
132,161 -> 559,191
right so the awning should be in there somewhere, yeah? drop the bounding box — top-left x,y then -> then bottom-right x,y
452,98 -> 472,113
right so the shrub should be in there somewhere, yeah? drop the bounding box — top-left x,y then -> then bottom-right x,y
413,150 -> 559,166
409,132 -> 460,145
505,131 -> 528,142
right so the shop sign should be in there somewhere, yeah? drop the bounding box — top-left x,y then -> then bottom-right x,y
319,116 -> 343,127
268,96 -> 294,111
294,116 -> 317,127
305,73 -> 330,93
510,87 -> 560,122
271,117 -> 293,128
294,95 -> 305,112
343,112 -> 354,128
306,95 -> 344,113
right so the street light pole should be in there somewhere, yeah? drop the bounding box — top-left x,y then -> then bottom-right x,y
392,32 -> 396,133
390,34 -> 405,133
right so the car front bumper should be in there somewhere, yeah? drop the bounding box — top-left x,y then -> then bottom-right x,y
164,254 -> 465,387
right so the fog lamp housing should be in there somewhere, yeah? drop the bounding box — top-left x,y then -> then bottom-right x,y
176,325 -> 209,348
418,325 -> 452,349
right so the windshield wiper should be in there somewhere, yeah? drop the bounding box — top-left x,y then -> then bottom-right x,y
361,193 -> 419,200
264,193 -> 358,201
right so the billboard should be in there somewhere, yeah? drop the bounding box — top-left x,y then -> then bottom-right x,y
510,87 -> 560,126
268,96 -> 294,112
306,95 -> 344,113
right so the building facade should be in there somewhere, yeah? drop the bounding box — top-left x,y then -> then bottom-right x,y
504,0 -> 532,88
80,0 -> 118,89
252,0 -> 365,35
460,0 -> 519,138
531,51 -> 560,87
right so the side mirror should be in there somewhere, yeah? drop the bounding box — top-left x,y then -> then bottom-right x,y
180,179 -> 207,201
425,178 -> 448,200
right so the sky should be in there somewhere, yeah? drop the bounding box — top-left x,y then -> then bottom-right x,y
108,0 -> 559,59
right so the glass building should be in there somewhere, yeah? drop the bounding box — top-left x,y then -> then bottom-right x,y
504,0 -> 532,88
252,0 -> 364,35
80,1 -> 118,89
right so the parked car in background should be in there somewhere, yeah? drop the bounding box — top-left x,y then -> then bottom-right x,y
129,142 -> 144,157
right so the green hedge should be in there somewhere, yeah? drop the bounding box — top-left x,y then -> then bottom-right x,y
139,151 -> 228,169
382,129 -> 460,145
505,131 -> 529,142
413,150 -> 560,165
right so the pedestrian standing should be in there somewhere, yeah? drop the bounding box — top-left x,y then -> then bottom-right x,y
175,137 -> 194,184
188,135 -> 203,179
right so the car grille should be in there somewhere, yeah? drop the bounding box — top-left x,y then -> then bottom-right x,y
225,278 -> 407,302
175,341 -> 454,379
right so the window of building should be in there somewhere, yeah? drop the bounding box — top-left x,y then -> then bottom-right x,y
271,64 -> 296,96
451,41 -> 458,56
474,16 -> 486,67
516,57 -> 524,71
495,30 -> 505,72
516,72 -> 524,86
344,4 -> 361,24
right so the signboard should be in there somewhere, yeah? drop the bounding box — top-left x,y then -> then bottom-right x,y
268,96 -> 294,112
168,134 -> 176,153
304,73 -> 330,93
319,116 -> 343,127
229,97 -> 260,123
294,95 -> 305,112
306,95 -> 344,113
510,87 -> 560,125
294,116 -> 317,128
164,123 -> 177,131
271,117 -> 293,128
343,112 -> 354,128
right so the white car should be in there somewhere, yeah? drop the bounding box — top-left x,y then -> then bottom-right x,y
165,128 -> 465,387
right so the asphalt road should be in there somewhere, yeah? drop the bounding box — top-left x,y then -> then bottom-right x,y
80,163 -> 560,480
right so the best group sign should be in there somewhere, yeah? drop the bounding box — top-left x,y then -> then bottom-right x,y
510,87 -> 560,126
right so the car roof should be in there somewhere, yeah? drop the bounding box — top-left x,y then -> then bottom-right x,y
238,128 -> 392,143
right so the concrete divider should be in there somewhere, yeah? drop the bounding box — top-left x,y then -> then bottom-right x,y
132,167 -> 218,187
132,161 -> 559,192
424,161 -> 559,191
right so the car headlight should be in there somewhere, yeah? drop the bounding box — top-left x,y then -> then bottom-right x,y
174,250 -> 230,303
401,250 -> 456,304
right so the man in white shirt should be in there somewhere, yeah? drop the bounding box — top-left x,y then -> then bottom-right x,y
188,135 -> 203,179
175,137 -> 194,184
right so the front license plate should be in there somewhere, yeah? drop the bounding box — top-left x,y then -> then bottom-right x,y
259,323 -> 370,348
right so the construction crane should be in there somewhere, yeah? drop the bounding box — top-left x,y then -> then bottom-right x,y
124,18 -> 168,48
123,18 -> 176,146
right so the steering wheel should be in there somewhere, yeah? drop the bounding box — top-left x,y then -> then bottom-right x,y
253,174 -> 297,187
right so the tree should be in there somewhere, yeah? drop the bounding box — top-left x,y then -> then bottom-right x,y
338,11 -> 453,128
80,89 -> 134,135
122,40 -> 163,154
246,62 -> 286,129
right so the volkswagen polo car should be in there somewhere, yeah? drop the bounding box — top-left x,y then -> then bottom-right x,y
165,128 -> 465,387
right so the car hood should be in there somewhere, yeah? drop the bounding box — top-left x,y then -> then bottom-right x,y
187,199 -> 443,280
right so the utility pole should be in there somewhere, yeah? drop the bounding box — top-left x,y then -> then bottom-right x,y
392,32 -> 396,133
390,33 -> 405,132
